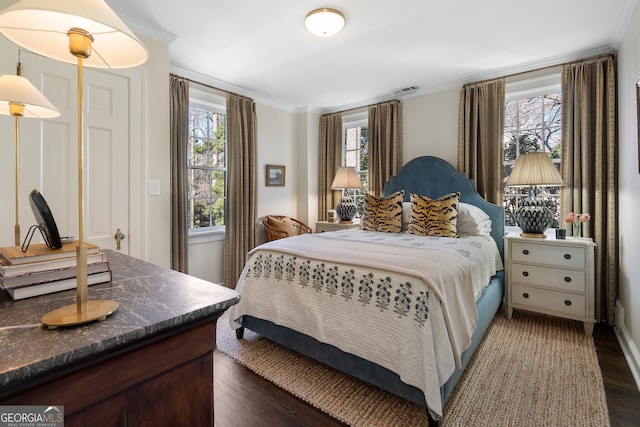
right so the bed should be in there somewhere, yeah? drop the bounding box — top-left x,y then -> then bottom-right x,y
229,156 -> 505,423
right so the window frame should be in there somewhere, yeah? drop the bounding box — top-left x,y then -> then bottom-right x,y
341,111 -> 368,218
503,73 -> 562,230
187,88 -> 227,236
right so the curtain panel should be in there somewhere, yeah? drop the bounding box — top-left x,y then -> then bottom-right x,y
224,94 -> 258,288
561,55 -> 617,323
457,78 -> 505,204
368,100 -> 403,196
169,75 -> 189,273
318,112 -> 343,220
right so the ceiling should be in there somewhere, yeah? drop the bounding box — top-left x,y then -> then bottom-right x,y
105,0 -> 633,112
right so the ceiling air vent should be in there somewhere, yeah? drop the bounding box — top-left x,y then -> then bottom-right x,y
393,85 -> 418,96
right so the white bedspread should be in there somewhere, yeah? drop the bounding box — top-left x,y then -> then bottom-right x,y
229,229 -> 503,419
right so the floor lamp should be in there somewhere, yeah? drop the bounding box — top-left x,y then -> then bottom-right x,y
0,70 -> 60,246
0,0 -> 148,328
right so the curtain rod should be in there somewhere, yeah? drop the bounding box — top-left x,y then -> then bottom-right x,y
170,73 -> 252,101
324,99 -> 401,117
463,52 -> 616,88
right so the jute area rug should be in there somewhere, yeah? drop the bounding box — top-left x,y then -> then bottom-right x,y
216,310 -> 610,427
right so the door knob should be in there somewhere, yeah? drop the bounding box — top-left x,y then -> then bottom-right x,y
114,228 -> 125,250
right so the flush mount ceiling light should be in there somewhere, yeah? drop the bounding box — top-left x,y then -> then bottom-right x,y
305,8 -> 345,37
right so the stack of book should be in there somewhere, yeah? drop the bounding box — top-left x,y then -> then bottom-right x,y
0,241 -> 111,300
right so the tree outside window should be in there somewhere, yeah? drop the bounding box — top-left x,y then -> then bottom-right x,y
188,104 -> 226,231
503,93 -> 562,227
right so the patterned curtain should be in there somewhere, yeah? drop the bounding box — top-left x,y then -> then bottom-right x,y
224,94 -> 258,288
457,78 -> 505,204
561,55 -> 617,324
318,112 -> 343,220
169,75 -> 189,273
368,101 -> 403,196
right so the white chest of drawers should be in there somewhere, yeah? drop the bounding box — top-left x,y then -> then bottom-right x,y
315,221 -> 360,233
504,234 -> 596,336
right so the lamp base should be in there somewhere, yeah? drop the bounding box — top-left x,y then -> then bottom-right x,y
519,231 -> 547,238
336,196 -> 356,223
514,195 -> 552,237
41,300 -> 119,329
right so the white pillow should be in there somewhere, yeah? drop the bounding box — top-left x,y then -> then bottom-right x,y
457,203 -> 492,236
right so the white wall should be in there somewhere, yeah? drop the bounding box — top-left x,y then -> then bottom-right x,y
138,34 -> 171,268
615,0 -> 640,385
403,88 -> 460,164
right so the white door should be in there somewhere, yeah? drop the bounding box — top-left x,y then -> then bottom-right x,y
20,51 -> 130,253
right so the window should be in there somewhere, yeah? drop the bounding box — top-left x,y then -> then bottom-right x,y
342,113 -> 368,217
188,89 -> 226,233
503,75 -> 562,227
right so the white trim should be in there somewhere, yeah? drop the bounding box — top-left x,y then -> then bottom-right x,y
189,229 -> 225,245
611,0 -> 638,48
615,300 -> 640,391
505,73 -> 562,101
113,11 -> 177,45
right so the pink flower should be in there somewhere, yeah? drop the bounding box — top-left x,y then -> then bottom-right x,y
566,212 -> 575,223
578,213 -> 590,223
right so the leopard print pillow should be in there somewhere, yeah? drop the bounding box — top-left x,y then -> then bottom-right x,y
408,192 -> 459,237
361,190 -> 404,233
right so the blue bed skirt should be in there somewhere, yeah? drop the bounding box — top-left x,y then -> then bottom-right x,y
239,270 -> 504,408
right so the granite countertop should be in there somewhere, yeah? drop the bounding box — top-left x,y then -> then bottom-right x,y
0,249 -> 239,392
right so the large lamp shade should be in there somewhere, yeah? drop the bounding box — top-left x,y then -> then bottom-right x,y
0,0 -> 148,69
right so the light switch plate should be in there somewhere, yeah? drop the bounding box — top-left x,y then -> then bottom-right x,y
148,179 -> 160,196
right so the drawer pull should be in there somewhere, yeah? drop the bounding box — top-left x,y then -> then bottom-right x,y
564,300 -> 572,306
564,276 -> 572,283
522,271 -> 529,277
522,292 -> 529,299
564,253 -> 571,260
522,249 -> 529,255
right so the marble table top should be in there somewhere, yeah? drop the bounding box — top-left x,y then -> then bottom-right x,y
0,250 -> 239,392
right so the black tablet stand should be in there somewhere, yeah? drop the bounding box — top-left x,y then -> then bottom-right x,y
21,224 -> 56,253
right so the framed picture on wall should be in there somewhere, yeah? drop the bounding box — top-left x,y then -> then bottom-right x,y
266,165 -> 285,186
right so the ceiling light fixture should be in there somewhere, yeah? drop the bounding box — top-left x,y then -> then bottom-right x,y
305,8 -> 345,37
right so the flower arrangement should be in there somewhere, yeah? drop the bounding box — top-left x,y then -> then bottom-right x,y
566,212 -> 590,237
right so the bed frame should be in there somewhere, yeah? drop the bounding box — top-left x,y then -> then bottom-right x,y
238,156 -> 505,423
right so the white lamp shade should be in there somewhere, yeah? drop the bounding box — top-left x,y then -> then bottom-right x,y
305,8 -> 345,37
0,74 -> 59,118
506,152 -> 564,187
331,166 -> 361,190
0,0 -> 148,69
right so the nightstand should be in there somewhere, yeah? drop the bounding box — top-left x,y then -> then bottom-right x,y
504,233 -> 596,336
315,221 -> 360,233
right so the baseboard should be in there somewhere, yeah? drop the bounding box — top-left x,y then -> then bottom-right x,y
614,300 -> 640,390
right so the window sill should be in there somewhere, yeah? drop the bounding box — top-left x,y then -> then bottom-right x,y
188,229 -> 225,244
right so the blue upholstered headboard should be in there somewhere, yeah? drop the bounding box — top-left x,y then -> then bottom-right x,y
382,156 -> 505,259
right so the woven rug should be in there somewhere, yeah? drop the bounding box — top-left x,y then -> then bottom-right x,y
216,310 -> 610,426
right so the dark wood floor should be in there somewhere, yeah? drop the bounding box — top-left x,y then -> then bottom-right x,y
214,322 -> 640,427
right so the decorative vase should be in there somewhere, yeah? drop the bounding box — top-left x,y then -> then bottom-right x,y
572,222 -> 581,238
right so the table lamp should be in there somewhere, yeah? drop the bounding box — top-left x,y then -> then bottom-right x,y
0,0 -> 148,328
506,152 -> 563,238
330,166 -> 361,223
0,67 -> 60,246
